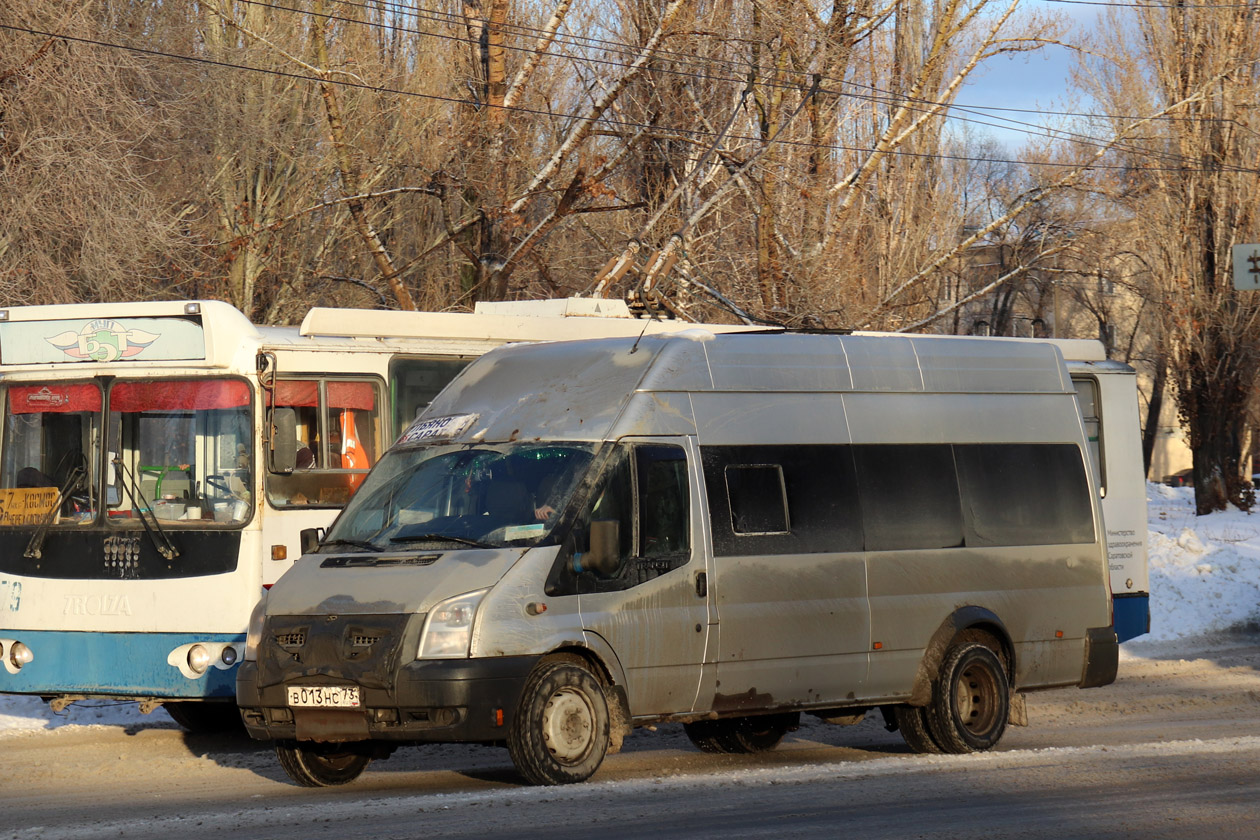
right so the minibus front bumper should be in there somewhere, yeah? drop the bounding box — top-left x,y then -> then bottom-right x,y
236,656 -> 541,744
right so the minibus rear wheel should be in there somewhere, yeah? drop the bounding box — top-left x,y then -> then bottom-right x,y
682,712 -> 798,754
274,740 -> 372,787
508,655 -> 611,785
925,642 -> 1010,754
893,705 -> 944,754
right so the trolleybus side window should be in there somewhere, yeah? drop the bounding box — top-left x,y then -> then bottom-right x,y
1073,378 -> 1104,494
265,377 -> 383,509
390,357 -> 475,429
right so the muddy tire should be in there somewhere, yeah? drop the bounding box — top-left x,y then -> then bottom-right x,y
508,657 -> 610,785
274,741 -> 371,787
683,712 -> 798,754
162,701 -> 243,734
893,704 -> 944,754
925,642 -> 1010,754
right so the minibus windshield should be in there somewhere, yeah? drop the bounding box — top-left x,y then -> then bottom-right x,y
323,442 -> 596,550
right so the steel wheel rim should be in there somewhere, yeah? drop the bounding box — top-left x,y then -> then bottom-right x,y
954,661 -> 1001,734
541,686 -> 596,764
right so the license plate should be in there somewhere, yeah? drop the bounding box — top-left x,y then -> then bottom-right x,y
286,685 -> 361,708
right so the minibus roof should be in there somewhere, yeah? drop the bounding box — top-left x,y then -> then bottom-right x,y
414,331 -> 1074,446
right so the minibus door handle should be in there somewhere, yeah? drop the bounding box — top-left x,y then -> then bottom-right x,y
695,571 -> 707,598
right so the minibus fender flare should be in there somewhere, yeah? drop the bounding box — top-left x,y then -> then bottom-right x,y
908,607 -> 1013,706
576,630 -> 628,690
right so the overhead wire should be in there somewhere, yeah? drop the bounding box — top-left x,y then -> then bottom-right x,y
227,0 -> 1245,170
0,19 -> 1255,175
286,0 -> 1232,124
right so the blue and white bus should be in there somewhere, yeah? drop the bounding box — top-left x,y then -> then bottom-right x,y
0,298 -> 758,729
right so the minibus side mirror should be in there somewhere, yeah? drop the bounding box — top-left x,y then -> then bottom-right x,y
299,527 -> 324,555
584,519 -> 620,575
270,408 -> 298,474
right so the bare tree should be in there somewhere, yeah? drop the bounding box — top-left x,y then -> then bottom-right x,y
0,1 -> 185,304
1077,2 -> 1260,512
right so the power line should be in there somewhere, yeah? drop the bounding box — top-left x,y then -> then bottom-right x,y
224,0 -> 1243,168
287,0 -> 1228,125
1,20 -> 1254,175
1044,0 -> 1260,8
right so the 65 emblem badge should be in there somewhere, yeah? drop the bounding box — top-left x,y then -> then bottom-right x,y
46,319 -> 160,362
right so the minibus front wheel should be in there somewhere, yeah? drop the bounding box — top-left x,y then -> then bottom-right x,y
508,654 -> 611,785
274,740 -> 373,787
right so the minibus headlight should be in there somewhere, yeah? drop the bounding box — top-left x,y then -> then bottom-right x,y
243,595 -> 268,662
418,589 -> 488,659
9,642 -> 33,670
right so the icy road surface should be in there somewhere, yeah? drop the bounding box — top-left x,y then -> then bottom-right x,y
2,484 -> 1259,838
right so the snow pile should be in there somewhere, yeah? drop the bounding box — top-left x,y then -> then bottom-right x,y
1144,482 -> 1260,642
3,482 -> 1259,734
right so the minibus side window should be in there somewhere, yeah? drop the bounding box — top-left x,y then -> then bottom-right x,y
702,445 -> 863,557
853,444 -> 964,551
563,443 -> 691,594
725,465 -> 788,535
637,445 -> 690,557
955,443 -> 1095,546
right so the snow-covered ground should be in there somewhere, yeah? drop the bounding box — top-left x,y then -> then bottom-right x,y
3,483 -> 1258,735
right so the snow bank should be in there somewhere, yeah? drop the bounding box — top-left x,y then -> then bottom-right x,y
3,482 -> 1258,734
1144,482 -> 1260,642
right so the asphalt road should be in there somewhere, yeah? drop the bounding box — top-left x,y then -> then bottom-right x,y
4,635 -> 1259,840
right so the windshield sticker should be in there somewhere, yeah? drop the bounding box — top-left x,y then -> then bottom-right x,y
503,523 -> 546,541
399,413 -> 478,444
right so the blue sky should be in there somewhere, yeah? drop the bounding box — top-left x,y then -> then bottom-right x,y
955,0 -> 1101,150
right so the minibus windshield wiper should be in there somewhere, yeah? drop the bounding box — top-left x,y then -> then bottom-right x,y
390,533 -> 492,549
321,538 -> 385,553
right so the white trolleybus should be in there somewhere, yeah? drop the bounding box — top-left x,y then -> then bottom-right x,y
0,298 -> 761,729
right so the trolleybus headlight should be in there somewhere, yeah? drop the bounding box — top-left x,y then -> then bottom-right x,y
418,589 -> 488,659
220,645 -> 238,667
243,595 -> 268,662
187,644 -> 212,675
9,642 -> 33,670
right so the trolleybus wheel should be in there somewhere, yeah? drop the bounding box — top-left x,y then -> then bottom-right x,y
162,701 -> 244,734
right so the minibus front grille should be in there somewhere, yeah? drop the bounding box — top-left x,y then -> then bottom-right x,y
260,613 -> 413,690
274,631 -> 307,649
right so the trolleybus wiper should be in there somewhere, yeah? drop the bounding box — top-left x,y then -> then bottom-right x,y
23,465 -> 86,560
111,457 -> 180,562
